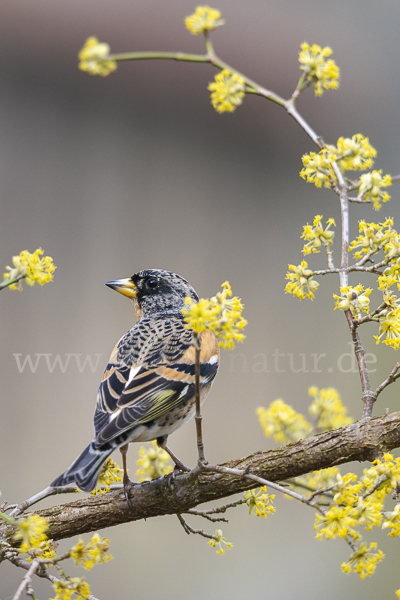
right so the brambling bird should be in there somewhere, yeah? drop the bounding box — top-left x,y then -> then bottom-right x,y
51,269 -> 220,499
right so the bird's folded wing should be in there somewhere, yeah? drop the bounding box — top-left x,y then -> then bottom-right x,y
94,362 -> 199,445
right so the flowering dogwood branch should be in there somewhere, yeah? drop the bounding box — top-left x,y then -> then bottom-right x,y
2,410 -> 400,554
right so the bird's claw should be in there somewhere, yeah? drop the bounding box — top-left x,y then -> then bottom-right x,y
167,463 -> 191,492
123,478 -> 137,509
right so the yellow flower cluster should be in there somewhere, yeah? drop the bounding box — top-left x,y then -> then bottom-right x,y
14,514 -> 49,553
300,136 -> 388,206
374,307 -> 400,350
70,533 -> 112,570
3,248 -> 56,291
29,539 -> 57,562
285,260 -> 319,300
315,453 -> 400,579
378,257 -> 400,292
382,504 -> 400,537
303,467 -> 340,491
301,215 -> 335,255
51,577 -> 91,600
182,281 -> 247,349
78,37 -> 117,77
315,504 -> 358,540
326,134 -> 376,171
298,43 -> 340,96
333,284 -> 371,315
208,69 -> 246,113
348,218 -> 396,259
308,386 -> 352,432
136,441 -> 173,481
208,529 -> 233,555
185,6 -> 225,35
243,487 -> 275,518
341,542 -> 384,579
91,457 -> 122,495
371,286 -> 400,350
358,170 -> 392,211
257,400 -> 311,444
300,149 -> 335,188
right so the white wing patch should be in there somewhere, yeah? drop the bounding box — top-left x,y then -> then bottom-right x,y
178,385 -> 189,399
109,408 -> 122,421
127,364 -> 142,384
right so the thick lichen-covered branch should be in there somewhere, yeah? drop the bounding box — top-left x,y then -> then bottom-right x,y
2,411 -> 400,552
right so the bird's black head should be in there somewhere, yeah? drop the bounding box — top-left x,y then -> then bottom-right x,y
105,269 -> 199,318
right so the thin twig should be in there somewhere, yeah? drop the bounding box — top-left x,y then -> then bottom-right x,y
10,486 -> 80,518
203,464 -> 325,515
12,560 -> 41,600
26,584 -> 38,600
282,479 -> 334,498
185,512 -> 228,523
0,272 -> 26,291
193,334 -> 206,464
177,513 -> 216,540
187,499 -> 246,518
375,362 -> 400,398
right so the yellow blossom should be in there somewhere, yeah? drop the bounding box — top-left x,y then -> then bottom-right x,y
382,504 -> 400,537
378,273 -> 398,291
257,400 -> 311,444
182,281 -> 247,349
51,577 -> 91,600
136,441 -> 173,481
208,69 -> 246,113
300,149 -> 335,188
315,504 -> 357,539
349,218 -> 395,259
332,472 -> 361,507
298,43 -> 340,96
91,457 -> 122,495
301,215 -> 336,254
380,259 -> 400,291
358,170 -> 392,210
308,386 -> 352,431
243,487 -> 275,518
361,453 -> 400,494
285,261 -> 319,300
385,236 -> 400,260
78,37 -> 117,77
70,533 -> 112,570
185,6 -> 225,35
353,496 -> 383,530
14,514 -> 48,553
304,467 -> 341,491
28,540 -> 57,562
3,248 -> 56,291
341,542 -> 384,579
333,285 -> 371,315
327,134 -> 376,171
374,307 -> 400,350
380,290 -> 400,314
208,529 -> 232,555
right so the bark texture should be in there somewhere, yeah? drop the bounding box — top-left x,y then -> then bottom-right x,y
2,411 -> 400,550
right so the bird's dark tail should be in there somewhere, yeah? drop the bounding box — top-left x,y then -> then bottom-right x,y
50,441 -> 114,492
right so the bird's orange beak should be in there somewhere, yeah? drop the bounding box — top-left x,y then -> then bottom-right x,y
105,278 -> 138,298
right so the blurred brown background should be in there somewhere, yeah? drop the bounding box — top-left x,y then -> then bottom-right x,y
1,0 -> 400,598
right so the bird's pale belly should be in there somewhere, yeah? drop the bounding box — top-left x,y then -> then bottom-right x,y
125,399 -> 197,443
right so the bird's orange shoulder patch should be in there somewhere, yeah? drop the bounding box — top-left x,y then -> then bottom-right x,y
181,330 -> 220,364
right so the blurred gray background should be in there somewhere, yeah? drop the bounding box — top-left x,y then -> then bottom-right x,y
1,0 -> 400,598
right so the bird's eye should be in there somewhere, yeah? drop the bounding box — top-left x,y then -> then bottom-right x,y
147,278 -> 158,289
